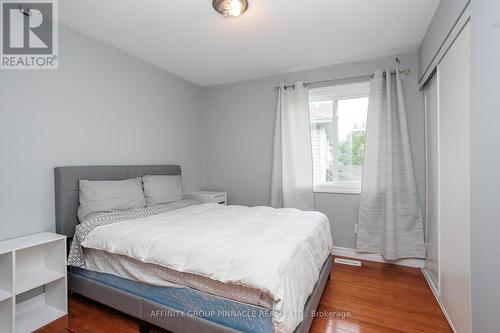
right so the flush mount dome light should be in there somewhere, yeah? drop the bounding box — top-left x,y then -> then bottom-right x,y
212,0 -> 249,17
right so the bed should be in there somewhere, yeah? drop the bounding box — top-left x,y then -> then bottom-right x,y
55,165 -> 333,333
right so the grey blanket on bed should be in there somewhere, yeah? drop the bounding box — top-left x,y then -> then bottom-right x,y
67,200 -> 199,267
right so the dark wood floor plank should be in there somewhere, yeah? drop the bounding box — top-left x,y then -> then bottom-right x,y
36,257 -> 451,333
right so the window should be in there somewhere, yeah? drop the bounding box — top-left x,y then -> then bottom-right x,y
309,82 -> 369,194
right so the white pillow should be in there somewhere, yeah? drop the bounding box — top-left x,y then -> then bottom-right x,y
77,177 -> 146,221
142,175 -> 183,206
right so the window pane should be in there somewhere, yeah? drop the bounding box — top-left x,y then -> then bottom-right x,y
309,101 -> 335,184
309,82 -> 369,193
336,98 -> 368,183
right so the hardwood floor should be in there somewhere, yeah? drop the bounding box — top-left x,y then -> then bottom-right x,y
309,259 -> 451,333
37,258 -> 451,333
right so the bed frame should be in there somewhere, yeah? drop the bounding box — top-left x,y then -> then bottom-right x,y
54,165 -> 333,333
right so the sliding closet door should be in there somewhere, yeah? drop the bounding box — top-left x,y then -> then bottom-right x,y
424,74 -> 439,289
438,22 -> 471,333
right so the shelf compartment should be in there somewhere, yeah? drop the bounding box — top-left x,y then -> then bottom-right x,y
14,238 -> 65,296
15,297 -> 65,333
15,279 -> 66,333
16,303 -> 64,333
15,269 -> 65,295
0,298 -> 13,333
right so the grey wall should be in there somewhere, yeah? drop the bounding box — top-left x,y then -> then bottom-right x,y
0,26 -> 427,253
470,0 -> 500,331
202,53 -> 425,249
0,26 -> 204,241
418,0 -> 470,80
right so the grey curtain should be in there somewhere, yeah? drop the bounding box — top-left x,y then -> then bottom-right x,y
270,82 -> 314,210
356,69 -> 426,260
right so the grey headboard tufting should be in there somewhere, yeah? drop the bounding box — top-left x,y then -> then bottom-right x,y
54,165 -> 181,237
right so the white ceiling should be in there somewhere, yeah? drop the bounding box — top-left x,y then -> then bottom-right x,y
59,0 -> 439,87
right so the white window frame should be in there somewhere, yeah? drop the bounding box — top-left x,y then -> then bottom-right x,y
309,82 -> 369,195
314,181 -> 362,194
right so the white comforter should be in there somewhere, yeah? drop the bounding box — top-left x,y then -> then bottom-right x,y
81,203 -> 333,333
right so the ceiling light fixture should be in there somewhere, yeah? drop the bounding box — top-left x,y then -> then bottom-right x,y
212,0 -> 249,17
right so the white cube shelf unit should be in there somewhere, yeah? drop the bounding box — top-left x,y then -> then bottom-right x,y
0,232 -> 67,333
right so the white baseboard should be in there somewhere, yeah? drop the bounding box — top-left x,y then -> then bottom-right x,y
421,268 -> 457,333
332,246 -> 425,268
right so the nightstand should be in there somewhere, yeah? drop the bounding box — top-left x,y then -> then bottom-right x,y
185,191 -> 227,205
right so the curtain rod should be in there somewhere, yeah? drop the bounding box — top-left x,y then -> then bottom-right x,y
274,68 -> 410,91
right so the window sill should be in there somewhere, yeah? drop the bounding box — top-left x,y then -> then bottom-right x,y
313,185 -> 361,195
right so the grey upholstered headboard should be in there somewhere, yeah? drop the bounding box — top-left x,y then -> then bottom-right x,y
54,165 -> 181,237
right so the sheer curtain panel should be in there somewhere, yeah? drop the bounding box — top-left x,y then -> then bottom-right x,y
270,82 -> 314,210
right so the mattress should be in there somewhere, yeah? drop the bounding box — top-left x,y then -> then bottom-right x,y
70,202 -> 333,332
72,267 -> 274,333
84,248 -> 274,309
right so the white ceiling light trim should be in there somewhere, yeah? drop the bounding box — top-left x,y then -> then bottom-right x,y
212,0 -> 249,17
